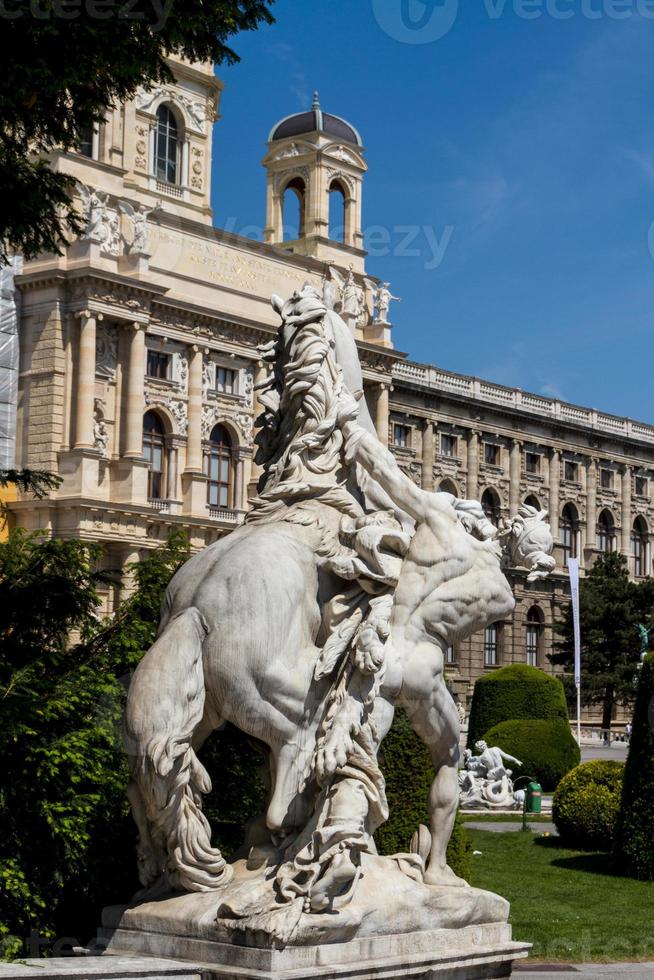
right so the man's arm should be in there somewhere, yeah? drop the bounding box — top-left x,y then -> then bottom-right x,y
342,418 -> 456,528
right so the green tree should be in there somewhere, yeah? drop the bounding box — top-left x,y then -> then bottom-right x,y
0,469 -> 62,529
0,527 -> 189,958
615,652 -> 654,880
0,0 -> 274,261
551,553 -> 653,731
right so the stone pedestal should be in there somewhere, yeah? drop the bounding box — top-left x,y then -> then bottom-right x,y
181,471 -> 209,515
58,448 -> 104,498
112,457 -> 150,505
101,855 -> 529,980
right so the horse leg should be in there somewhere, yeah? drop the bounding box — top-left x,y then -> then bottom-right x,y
124,606 -> 232,892
398,643 -> 465,887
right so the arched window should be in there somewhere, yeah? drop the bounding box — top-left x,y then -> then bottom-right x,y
155,104 -> 179,184
484,623 -> 502,666
597,509 -> 616,554
439,479 -> 459,497
328,179 -> 346,243
282,177 -> 306,241
526,606 -> 544,666
632,516 -> 649,577
560,502 -> 579,563
524,494 -> 541,511
481,487 -> 501,525
206,424 -> 233,509
143,411 -> 166,500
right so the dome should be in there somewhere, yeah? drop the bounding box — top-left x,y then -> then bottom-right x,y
269,92 -> 362,147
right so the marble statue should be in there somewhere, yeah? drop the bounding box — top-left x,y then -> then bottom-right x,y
77,183 -> 119,255
498,503 -> 555,581
118,200 -> 162,254
113,284 -> 552,971
459,740 -> 523,810
374,281 -> 402,324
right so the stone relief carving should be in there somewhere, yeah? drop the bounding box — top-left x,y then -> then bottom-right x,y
271,141 -> 302,160
120,284 -> 554,953
93,398 -> 109,455
325,167 -> 355,196
168,398 -> 188,436
324,144 -> 360,165
243,365 -> 254,407
118,200 -> 162,254
498,504 -> 556,581
77,183 -> 120,256
173,351 -> 188,394
191,147 -> 204,190
95,323 -> 118,379
135,86 -> 206,133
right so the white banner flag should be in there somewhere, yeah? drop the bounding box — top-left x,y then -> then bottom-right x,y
567,557 -> 581,689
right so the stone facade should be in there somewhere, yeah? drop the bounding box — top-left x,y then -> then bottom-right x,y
4,60 -> 652,718
387,361 -> 654,717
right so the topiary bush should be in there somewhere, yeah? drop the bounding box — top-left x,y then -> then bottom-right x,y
377,708 -> 472,882
467,664 -> 569,748
553,760 -> 624,849
482,718 -> 580,791
615,653 -> 654,880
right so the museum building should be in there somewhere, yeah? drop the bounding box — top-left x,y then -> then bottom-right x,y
3,57 -> 654,715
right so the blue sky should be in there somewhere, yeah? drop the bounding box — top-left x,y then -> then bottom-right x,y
211,0 -> 654,423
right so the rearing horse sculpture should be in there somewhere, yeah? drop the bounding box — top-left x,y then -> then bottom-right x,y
124,286 -> 553,930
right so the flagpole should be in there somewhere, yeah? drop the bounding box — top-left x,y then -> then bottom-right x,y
567,557 -> 582,745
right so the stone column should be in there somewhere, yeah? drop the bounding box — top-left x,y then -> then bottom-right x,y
586,457 -> 597,554
549,448 -> 560,538
621,465 -> 632,559
421,419 -> 435,491
509,439 -> 522,514
74,311 -> 98,449
234,453 -> 245,511
166,444 -> 179,501
61,314 -> 74,452
185,345 -> 204,473
466,430 -> 479,498
124,323 -> 146,458
375,383 -> 389,446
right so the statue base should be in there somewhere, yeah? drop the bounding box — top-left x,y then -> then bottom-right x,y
101,854 -> 529,979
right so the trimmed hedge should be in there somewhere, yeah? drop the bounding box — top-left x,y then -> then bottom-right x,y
615,653 -> 654,880
553,760 -> 624,849
482,718 -> 580,792
377,708 -> 472,882
467,664 -> 569,748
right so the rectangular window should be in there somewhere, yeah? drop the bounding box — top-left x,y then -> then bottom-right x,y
525,452 -> 540,475
445,645 -> 455,664
484,624 -> 500,667
526,626 -> 539,667
215,366 -> 237,394
441,433 -> 457,458
146,350 -> 170,380
600,468 -> 613,490
484,443 -> 500,466
392,423 -> 411,448
635,476 -> 648,497
564,460 -> 578,483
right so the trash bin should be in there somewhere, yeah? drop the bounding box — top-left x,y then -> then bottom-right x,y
526,781 -> 542,814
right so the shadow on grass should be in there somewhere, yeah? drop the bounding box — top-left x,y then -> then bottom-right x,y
533,836 -> 624,877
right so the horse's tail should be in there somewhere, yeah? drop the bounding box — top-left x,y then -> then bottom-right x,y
124,606 -> 233,892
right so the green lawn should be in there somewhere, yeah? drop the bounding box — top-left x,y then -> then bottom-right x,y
468,829 -> 654,962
